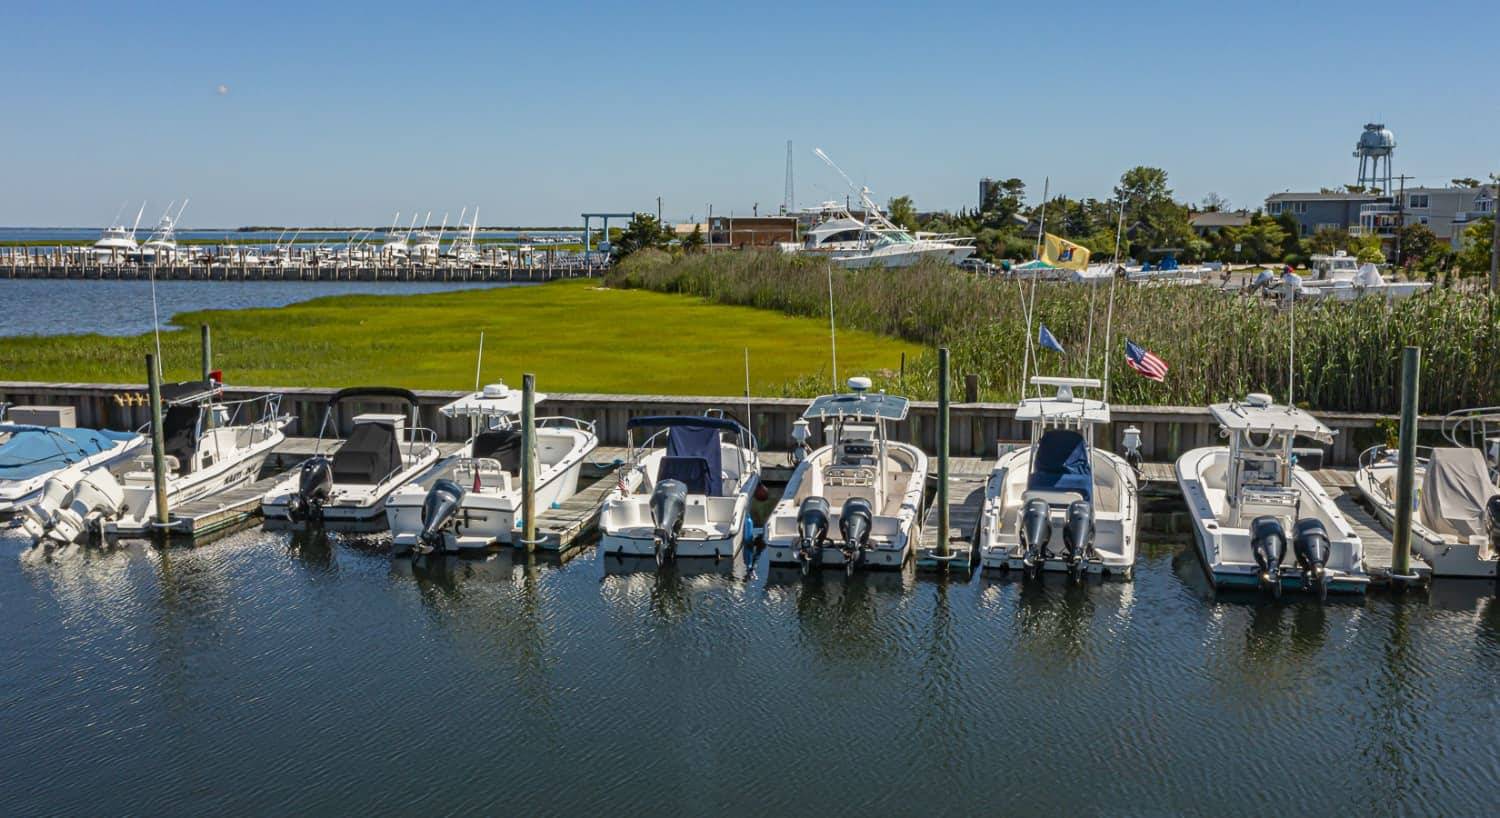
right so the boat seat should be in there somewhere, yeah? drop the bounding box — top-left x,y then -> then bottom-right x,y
1028,429 -> 1092,502
658,456 -> 712,495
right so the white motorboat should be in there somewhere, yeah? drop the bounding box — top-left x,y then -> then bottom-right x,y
783,199 -> 975,269
91,203 -> 146,262
262,387 -> 441,525
387,383 -> 598,555
1175,393 -> 1368,597
979,377 -> 1140,579
599,413 -> 761,564
1279,251 -> 1432,302
0,423 -> 146,518
134,201 -> 189,263
21,382 -> 292,545
764,378 -> 927,574
1354,406 -> 1500,578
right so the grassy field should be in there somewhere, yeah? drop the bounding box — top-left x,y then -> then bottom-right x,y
0,279 -> 919,395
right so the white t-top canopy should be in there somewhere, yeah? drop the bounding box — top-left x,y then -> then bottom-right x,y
1210,394 -> 1333,443
440,383 -> 545,419
1015,377 -> 1110,424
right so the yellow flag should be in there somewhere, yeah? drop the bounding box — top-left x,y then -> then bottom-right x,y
1041,233 -> 1090,271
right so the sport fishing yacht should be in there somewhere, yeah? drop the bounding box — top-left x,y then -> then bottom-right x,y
262,387 -> 441,524
134,201 -> 189,262
21,382 -> 292,545
784,200 -> 975,268
91,203 -> 146,261
599,413 -> 761,565
387,383 -> 597,555
979,378 -> 1140,579
764,378 -> 927,574
1175,393 -> 1368,597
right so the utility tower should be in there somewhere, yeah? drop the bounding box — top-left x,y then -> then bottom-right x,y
783,140 -> 795,215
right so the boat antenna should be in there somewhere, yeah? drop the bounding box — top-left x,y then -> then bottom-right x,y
111,201 -> 127,227
1287,290 -> 1296,408
1102,200 -> 1125,405
474,331 -> 485,391
744,347 -> 752,433
1024,177 -> 1048,396
827,263 -> 838,391
130,201 -> 147,239
149,262 -> 164,380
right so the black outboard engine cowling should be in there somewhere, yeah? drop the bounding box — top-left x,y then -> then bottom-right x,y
796,496 -> 831,576
1249,515 -> 1288,597
1485,496 -> 1500,553
1292,517 -> 1331,599
288,456 -> 333,522
1020,498 -> 1052,576
1062,500 -> 1095,577
838,496 -> 874,574
649,479 -> 688,565
417,479 -> 466,554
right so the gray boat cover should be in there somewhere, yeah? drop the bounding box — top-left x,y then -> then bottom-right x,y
1419,447 -> 1496,538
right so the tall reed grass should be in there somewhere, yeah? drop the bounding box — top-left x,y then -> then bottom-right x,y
608,250 -> 1500,412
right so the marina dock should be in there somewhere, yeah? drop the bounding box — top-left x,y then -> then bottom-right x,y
0,254 -> 606,283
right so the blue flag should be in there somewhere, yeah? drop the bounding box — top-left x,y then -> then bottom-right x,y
1039,324 -> 1064,354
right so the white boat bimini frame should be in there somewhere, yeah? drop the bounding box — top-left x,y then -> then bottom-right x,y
599,412 -> 761,566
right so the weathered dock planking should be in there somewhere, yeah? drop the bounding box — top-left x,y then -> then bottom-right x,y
914,472 -> 988,573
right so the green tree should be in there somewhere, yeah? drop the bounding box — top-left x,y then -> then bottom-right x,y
886,195 -> 919,231
1395,222 -> 1437,268
1306,226 -> 1352,256
1456,217 -> 1496,275
1451,177 -> 1483,188
1113,166 -> 1194,259
980,178 -> 1026,230
611,214 -> 671,261
1217,214 -> 1288,263
681,223 -> 705,253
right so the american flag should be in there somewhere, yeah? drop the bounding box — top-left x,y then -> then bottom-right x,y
1125,339 -> 1168,382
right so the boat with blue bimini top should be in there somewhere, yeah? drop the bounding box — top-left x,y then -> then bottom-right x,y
979,377 -> 1140,580
1175,393 -> 1368,598
599,412 -> 760,565
386,382 -> 598,556
0,422 -> 147,519
764,377 -> 928,574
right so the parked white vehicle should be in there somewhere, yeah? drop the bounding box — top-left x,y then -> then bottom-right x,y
262,387 -> 440,525
979,377 -> 1140,579
21,383 -> 291,545
1175,393 -> 1368,597
599,413 -> 761,565
764,378 -> 927,574
387,383 -> 597,555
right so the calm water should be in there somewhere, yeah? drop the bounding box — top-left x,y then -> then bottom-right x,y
0,279 -> 524,337
0,227 -> 580,243
2,526 -> 1496,817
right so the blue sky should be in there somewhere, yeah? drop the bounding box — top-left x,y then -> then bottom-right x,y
2,0 -> 1495,227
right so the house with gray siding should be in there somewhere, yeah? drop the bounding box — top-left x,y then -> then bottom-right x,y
1264,192 -> 1387,238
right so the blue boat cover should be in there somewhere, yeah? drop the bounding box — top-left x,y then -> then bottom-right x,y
664,425 -> 723,496
0,426 -> 136,481
1027,429 -> 1092,501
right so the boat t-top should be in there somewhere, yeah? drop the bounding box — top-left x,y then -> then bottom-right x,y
91,202 -> 146,262
765,377 -> 928,574
979,377 -> 1140,580
135,200 -> 188,262
261,387 -> 440,525
1355,406 -> 1500,578
599,412 -> 761,565
387,382 -> 598,555
21,380 -> 292,546
1,421 -> 146,519
1175,393 -> 1368,597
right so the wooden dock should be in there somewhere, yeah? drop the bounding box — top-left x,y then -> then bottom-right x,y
914,458 -> 990,573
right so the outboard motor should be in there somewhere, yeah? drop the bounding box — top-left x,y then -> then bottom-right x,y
416,479 -> 466,556
1249,516 -> 1288,597
19,467 -> 84,543
1062,500 -> 1095,579
1485,496 -> 1500,559
1020,498 -> 1052,579
1293,518 -> 1331,600
287,456 -> 333,522
43,469 -> 125,546
649,478 -> 688,566
838,497 -> 874,575
795,496 -> 831,576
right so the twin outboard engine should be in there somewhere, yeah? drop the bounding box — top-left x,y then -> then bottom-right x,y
795,496 -> 831,576
1485,496 -> 1500,557
287,456 -> 333,522
649,479 -> 688,566
1249,516 -> 1288,597
1062,500 -> 1096,579
416,479 -> 466,556
838,497 -> 873,575
1020,498 -> 1052,579
1293,518 -> 1331,600
21,468 -> 125,547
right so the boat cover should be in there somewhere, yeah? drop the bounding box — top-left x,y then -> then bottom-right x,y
162,404 -> 200,474
332,421 -> 401,485
1027,429 -> 1092,501
472,429 -> 522,473
1419,447 -> 1496,538
0,426 -> 137,480
664,425 -> 722,496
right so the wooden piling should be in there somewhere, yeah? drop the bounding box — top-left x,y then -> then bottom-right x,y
936,348 -> 951,560
146,354 -> 171,528
1391,346 -> 1420,583
522,373 -> 538,553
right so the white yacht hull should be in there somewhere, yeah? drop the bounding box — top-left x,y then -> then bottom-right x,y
105,431 -> 285,537
600,474 -> 758,560
262,450 -> 442,524
0,434 -> 147,517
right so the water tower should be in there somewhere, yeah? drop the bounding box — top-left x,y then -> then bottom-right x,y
1353,123 -> 1396,194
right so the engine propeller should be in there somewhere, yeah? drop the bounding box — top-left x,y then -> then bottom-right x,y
795,496 -> 830,577
838,497 -> 873,576
649,479 -> 688,567
287,456 -> 333,522
1062,500 -> 1095,581
1293,518 -> 1331,600
1020,498 -> 1051,580
416,479 -> 466,556
1249,516 -> 1288,598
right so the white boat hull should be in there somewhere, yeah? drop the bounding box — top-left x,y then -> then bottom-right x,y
1356,457 -> 1497,578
